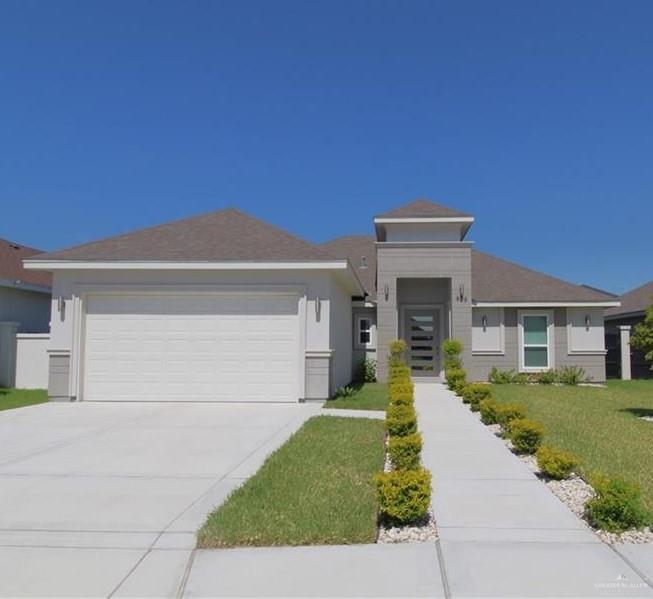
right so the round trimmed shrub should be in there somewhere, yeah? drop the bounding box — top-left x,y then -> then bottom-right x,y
388,432 -> 423,470
584,475 -> 648,533
496,403 -> 527,428
462,383 -> 493,410
385,404 -> 417,437
508,418 -> 544,454
536,445 -> 578,480
374,468 -> 432,526
479,398 -> 500,425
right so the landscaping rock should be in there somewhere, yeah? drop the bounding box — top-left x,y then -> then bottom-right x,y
378,510 -> 438,544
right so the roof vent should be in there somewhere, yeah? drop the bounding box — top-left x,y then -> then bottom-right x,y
359,256 -> 368,269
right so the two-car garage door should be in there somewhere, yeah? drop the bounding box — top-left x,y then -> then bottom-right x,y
82,293 -> 300,402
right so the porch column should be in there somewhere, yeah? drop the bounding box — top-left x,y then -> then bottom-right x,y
619,325 -> 632,380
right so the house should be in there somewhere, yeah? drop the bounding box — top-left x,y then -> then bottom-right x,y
0,238 -> 52,333
604,281 -> 653,379
24,199 -> 620,403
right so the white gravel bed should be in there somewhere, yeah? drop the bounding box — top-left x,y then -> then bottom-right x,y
470,403 -> 653,544
641,416 -> 653,422
378,510 -> 438,544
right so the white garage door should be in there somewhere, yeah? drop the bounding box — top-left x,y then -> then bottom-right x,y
83,293 -> 300,402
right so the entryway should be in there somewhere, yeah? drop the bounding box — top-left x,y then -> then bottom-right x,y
401,307 -> 441,377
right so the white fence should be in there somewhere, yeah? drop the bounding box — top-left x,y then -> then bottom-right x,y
0,323 -> 49,389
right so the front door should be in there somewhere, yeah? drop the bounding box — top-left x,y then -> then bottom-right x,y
403,308 -> 440,377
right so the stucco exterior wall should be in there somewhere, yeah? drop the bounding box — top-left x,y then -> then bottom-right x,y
376,244 -> 472,381
352,306 -> 377,380
0,286 -> 51,333
468,307 -> 607,382
48,268 -> 347,401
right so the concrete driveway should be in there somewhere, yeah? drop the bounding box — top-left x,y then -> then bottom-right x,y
0,400 -> 320,597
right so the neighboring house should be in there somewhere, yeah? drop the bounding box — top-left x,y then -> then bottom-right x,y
0,238 -> 51,332
24,199 -> 619,403
604,281 -> 653,379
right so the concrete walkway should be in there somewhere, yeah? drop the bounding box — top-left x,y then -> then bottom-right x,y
417,382 -> 653,597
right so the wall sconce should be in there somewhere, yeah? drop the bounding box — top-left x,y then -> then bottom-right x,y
482,314 -> 488,332
315,297 -> 321,320
384,283 -> 389,301
457,284 -> 467,303
585,314 -> 591,331
57,296 -> 64,313
359,256 -> 368,270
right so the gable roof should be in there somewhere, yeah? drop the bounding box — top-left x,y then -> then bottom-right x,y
28,209 -> 338,263
471,251 -> 616,303
0,238 -> 51,289
319,235 -> 376,299
605,280 -> 653,318
376,199 -> 472,219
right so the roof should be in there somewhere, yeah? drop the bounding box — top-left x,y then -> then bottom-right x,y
29,209 -> 338,263
605,280 -> 653,318
471,251 -> 617,303
0,238 -> 51,289
320,235 -> 376,299
318,235 -> 613,304
376,199 -> 473,219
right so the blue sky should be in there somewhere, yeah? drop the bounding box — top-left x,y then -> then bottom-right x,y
1,0 -> 651,293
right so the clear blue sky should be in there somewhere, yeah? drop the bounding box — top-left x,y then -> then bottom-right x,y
1,0 -> 651,293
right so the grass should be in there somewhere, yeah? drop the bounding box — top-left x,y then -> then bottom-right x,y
0,388 -> 47,412
323,382 -> 389,411
491,380 -> 653,516
197,415 -> 385,547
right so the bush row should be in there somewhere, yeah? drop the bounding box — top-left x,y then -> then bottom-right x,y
375,342 -> 431,526
488,366 -> 587,386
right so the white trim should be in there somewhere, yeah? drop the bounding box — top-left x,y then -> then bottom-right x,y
23,260 -> 350,271
518,310 -> 555,372
566,307 -> 606,355
352,300 -> 376,308
305,349 -> 333,358
474,301 -> 620,308
15,333 -> 50,340
374,217 -> 474,224
471,307 -> 505,355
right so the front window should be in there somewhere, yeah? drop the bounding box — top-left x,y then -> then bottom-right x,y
358,318 -> 372,346
522,314 -> 549,369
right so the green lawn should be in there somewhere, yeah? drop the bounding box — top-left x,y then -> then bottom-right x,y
323,382 -> 389,411
491,380 -> 653,515
197,415 -> 385,547
0,388 -> 47,412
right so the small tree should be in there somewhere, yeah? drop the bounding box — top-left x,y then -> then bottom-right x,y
442,338 -> 463,370
388,339 -> 407,367
631,303 -> 653,371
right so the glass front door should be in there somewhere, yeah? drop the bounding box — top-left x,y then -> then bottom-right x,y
403,308 -> 440,377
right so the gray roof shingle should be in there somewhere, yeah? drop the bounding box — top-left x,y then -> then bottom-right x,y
29,209 -> 338,263
0,238 -> 51,288
319,235 -> 376,299
376,199 -> 472,219
605,280 -> 653,318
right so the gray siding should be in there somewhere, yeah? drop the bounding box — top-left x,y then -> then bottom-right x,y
467,308 -> 607,382
376,245 -> 472,382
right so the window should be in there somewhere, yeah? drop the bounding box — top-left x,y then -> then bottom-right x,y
359,318 -> 371,344
520,313 -> 551,370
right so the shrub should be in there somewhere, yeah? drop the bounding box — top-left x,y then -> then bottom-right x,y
357,358 -> 377,383
445,368 -> 467,393
389,365 -> 411,383
488,367 -> 517,384
537,370 -> 557,385
442,339 -> 463,370
479,398 -> 500,424
334,385 -> 355,399
374,468 -> 432,526
536,446 -> 578,479
461,383 -> 493,410
495,403 -> 527,428
388,433 -> 423,470
389,391 -> 414,406
388,340 -> 407,367
385,404 -> 417,437
584,475 -> 649,533
508,418 -> 544,454
555,366 -> 586,386
389,381 -> 414,396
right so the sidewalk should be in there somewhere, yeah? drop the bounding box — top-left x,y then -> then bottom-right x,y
417,382 -> 653,597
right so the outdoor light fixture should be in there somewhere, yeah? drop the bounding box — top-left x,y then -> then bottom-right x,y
585,314 -> 591,330
457,284 -> 466,303
482,314 -> 488,331
315,297 -> 321,320
359,256 -> 368,269
57,296 -> 64,313
384,283 -> 389,301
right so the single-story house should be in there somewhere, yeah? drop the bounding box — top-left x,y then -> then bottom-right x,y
25,199 -> 620,402
605,281 -> 653,379
0,238 -> 52,333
